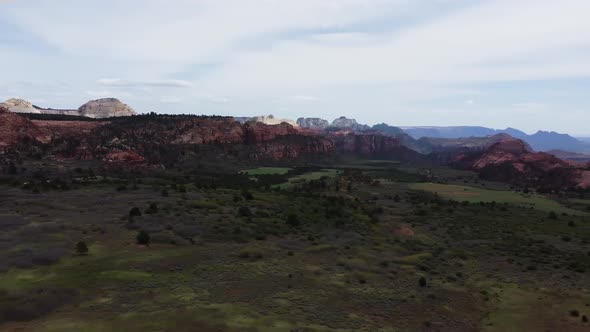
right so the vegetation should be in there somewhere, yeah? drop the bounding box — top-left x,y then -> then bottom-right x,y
0,158 -> 589,331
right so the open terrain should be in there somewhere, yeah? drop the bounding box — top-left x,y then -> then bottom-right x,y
0,159 -> 589,331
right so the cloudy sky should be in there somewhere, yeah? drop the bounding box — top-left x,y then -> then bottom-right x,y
1,0 -> 589,135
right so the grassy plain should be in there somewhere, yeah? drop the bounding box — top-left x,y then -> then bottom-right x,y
0,162 -> 589,331
409,182 -> 589,215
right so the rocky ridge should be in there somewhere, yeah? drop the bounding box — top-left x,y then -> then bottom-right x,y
451,137 -> 590,190
0,98 -> 136,118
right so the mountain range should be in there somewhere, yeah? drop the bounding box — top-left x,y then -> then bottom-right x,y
401,126 -> 590,153
2,100 -> 589,191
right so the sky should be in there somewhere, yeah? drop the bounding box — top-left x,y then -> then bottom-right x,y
1,0 -> 589,135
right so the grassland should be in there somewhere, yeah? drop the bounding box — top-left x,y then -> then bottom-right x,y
240,167 -> 292,175
409,182 -> 590,215
273,169 -> 340,189
1,163 -> 589,331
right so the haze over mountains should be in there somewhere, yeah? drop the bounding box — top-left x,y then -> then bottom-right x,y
402,126 -> 590,153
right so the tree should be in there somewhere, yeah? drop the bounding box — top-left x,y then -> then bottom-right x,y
146,202 -> 158,214
238,206 -> 252,218
137,230 -> 150,245
242,190 -> 254,200
286,214 -> 300,227
8,161 -> 17,175
419,277 -> 427,287
75,241 -> 89,255
129,207 -> 142,218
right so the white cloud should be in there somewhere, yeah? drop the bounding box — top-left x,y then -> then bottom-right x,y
97,78 -> 193,88
1,0 -> 589,134
291,95 -> 320,102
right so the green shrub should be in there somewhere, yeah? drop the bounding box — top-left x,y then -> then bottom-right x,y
238,206 -> 252,218
419,277 -> 427,287
137,230 -> 150,245
129,207 -> 142,217
286,214 -> 300,227
146,202 -> 158,214
75,241 -> 88,255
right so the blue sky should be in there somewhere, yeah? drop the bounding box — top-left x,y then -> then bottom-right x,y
1,0 -> 589,135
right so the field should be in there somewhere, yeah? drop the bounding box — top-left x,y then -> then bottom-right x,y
240,167 -> 293,175
0,162 -> 589,331
273,169 -> 340,189
409,182 -> 590,216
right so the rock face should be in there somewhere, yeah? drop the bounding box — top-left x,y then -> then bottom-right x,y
330,116 -> 370,131
450,137 -> 589,190
420,134 -> 527,155
246,115 -> 298,127
0,98 -> 41,114
78,98 -> 136,118
1,98 -> 136,118
297,117 -> 330,130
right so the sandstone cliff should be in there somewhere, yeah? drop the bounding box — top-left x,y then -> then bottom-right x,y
0,98 -> 136,118
297,117 -> 330,130
451,137 -> 589,190
78,98 -> 136,118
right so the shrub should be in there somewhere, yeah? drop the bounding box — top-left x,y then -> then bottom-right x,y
570,310 -> 580,317
548,211 -> 558,220
137,230 -> 150,245
129,207 -> 142,218
419,277 -> 427,287
242,190 -> 254,200
238,247 -> 263,259
75,241 -> 88,255
161,189 -> 169,197
286,214 -> 300,227
237,206 -> 252,218
146,202 -> 158,214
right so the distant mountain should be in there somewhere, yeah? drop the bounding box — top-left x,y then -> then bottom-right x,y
371,123 -> 404,136
0,98 -> 136,118
297,117 -> 330,130
402,126 -> 590,153
329,116 -> 370,131
447,137 -> 590,191
546,150 -> 590,163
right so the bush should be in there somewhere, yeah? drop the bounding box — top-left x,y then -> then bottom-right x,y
129,207 -> 142,218
548,211 -> 558,220
75,241 -> 88,255
146,202 -> 158,214
161,189 -> 169,197
242,190 -> 254,200
237,206 -> 252,218
419,277 -> 427,287
137,230 -> 150,245
286,214 -> 300,227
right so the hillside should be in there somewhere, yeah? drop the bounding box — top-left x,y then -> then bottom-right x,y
402,126 -> 590,152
